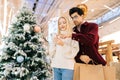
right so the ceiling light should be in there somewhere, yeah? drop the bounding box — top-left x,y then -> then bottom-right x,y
81,0 -> 88,4
91,9 -> 95,12
104,5 -> 114,12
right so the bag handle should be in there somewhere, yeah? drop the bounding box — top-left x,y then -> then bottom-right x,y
89,59 -> 98,65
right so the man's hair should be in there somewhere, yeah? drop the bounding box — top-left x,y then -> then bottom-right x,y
69,7 -> 84,16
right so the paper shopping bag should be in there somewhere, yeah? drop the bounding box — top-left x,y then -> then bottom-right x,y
73,63 -> 105,80
103,66 -> 116,80
73,63 -> 80,80
110,62 -> 120,80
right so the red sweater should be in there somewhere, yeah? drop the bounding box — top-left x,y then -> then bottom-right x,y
72,22 -> 106,66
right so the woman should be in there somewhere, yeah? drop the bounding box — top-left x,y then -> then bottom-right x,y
49,16 -> 79,80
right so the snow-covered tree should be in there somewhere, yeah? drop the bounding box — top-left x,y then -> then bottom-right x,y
0,7 -> 51,80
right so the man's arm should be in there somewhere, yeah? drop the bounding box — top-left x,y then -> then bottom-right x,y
72,23 -> 98,45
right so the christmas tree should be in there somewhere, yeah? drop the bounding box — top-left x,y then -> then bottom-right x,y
0,7 -> 51,80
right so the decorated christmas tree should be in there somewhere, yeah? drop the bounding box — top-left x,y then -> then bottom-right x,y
0,7 -> 51,80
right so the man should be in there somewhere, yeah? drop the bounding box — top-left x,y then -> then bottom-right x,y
69,6 -> 106,66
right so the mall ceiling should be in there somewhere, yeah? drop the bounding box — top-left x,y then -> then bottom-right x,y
25,0 -> 120,25
0,0 -> 120,36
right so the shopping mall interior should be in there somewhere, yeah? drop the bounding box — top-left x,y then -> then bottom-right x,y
0,0 -> 120,80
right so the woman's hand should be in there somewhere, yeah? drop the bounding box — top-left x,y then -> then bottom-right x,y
80,55 -> 91,64
58,34 -> 72,39
54,36 -> 64,46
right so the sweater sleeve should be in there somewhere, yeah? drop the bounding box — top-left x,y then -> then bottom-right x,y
63,38 -> 79,58
49,43 -> 56,59
72,23 -> 98,45
49,34 -> 56,60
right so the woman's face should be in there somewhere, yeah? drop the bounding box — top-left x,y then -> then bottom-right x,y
58,17 -> 67,31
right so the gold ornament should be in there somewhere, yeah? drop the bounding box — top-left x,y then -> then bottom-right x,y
77,4 -> 88,18
34,25 -> 41,33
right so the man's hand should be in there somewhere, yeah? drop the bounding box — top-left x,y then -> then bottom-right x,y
80,55 -> 91,64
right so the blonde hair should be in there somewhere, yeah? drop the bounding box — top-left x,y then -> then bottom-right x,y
58,16 -> 72,35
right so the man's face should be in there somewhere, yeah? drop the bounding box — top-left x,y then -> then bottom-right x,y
71,12 -> 84,26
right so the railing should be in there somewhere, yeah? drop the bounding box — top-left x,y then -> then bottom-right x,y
98,40 -> 120,65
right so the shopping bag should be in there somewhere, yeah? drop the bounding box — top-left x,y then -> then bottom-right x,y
73,63 -> 80,80
73,63 -> 105,80
103,66 -> 116,80
110,62 -> 119,80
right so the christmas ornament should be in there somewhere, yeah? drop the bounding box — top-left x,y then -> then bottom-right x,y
34,25 -> 41,33
23,24 -> 30,31
16,56 -> 24,63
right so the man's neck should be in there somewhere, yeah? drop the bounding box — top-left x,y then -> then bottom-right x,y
76,21 -> 85,32
77,20 -> 85,26
77,25 -> 81,32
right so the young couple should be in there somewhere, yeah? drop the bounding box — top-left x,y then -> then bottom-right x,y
49,4 -> 106,80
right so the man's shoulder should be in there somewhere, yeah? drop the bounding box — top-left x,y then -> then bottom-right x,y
84,22 -> 98,28
82,22 -> 98,30
87,22 -> 98,26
